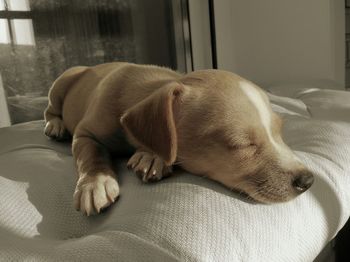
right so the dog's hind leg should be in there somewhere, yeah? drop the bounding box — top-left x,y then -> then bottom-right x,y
44,66 -> 88,140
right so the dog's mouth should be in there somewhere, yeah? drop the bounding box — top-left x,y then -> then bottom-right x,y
230,187 -> 257,203
231,181 -> 296,204
247,189 -> 294,203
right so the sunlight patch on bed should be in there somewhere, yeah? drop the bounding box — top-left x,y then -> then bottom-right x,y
0,176 -> 42,238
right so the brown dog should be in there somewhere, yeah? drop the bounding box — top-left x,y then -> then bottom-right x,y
44,62 -> 314,215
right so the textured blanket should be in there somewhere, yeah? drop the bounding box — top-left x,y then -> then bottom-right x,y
0,86 -> 349,261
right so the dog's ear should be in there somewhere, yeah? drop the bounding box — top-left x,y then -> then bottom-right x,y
120,82 -> 185,165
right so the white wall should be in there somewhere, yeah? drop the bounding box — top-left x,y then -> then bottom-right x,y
214,0 -> 345,87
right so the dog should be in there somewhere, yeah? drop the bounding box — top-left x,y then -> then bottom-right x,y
44,62 -> 314,216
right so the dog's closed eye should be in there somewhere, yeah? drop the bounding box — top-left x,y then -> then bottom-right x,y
226,142 -> 257,151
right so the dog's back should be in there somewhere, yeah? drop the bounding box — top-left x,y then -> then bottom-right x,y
46,62 -> 181,137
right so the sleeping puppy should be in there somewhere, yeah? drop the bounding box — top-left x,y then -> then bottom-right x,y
44,62 -> 314,215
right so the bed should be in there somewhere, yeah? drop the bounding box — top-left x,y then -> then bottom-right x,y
0,84 -> 349,261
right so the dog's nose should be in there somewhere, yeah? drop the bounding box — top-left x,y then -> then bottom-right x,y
292,172 -> 314,193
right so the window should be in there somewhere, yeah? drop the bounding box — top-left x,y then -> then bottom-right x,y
0,0 -> 191,126
0,0 -> 35,45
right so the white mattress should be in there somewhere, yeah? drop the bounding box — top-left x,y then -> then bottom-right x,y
0,86 -> 350,261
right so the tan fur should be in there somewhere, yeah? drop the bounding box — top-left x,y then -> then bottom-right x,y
44,62 -> 314,215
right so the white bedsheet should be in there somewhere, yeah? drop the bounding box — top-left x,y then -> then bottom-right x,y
0,87 -> 350,261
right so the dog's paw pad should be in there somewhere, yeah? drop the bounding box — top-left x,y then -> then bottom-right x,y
73,174 -> 119,216
44,118 -> 67,140
127,151 -> 172,182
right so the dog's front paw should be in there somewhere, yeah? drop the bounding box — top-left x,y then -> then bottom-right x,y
44,118 -> 68,140
73,173 -> 119,216
127,151 -> 172,182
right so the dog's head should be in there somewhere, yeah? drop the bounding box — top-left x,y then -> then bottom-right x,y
121,69 -> 314,203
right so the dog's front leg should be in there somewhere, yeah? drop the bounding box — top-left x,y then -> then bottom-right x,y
72,135 -> 119,216
127,150 -> 173,182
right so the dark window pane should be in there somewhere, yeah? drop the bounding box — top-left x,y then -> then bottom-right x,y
0,0 -> 188,125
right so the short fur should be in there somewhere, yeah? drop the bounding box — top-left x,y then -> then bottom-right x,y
44,62 -> 314,215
